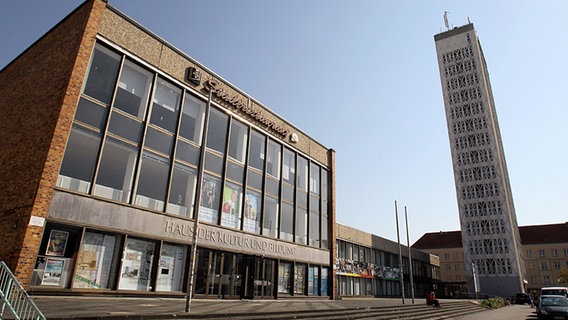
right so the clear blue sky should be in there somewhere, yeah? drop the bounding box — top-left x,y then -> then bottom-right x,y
1,1 -> 567,244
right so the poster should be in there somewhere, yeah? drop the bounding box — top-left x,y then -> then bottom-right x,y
42,258 -> 65,285
243,193 -> 259,233
221,185 -> 241,228
199,177 -> 219,224
46,230 -> 69,256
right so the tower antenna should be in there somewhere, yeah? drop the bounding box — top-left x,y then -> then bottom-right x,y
444,11 -> 450,30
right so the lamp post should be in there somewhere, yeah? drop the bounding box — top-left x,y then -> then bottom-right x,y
405,206 -> 415,304
395,200 -> 405,304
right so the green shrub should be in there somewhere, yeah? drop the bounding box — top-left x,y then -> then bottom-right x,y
480,297 -> 506,309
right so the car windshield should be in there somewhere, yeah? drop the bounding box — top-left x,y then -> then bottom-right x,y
541,297 -> 568,306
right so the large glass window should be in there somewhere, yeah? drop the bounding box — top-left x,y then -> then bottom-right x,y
206,108 -> 229,154
248,131 -> 265,171
243,189 -> 261,233
282,148 -> 295,185
73,230 -> 121,290
308,266 -> 319,296
135,152 -> 170,211
280,202 -> 294,242
228,120 -> 248,163
114,60 -> 153,119
321,268 -> 328,296
263,196 -> 279,238
295,207 -> 307,245
297,156 -> 308,192
294,264 -> 306,295
277,262 -> 292,295
94,138 -> 138,203
179,93 -> 205,144
156,243 -> 187,292
150,77 -> 181,132
221,182 -> 242,229
167,163 -> 197,218
118,237 -> 156,291
199,174 -> 221,224
83,44 -> 120,104
309,163 -> 320,195
57,125 -> 101,193
266,140 -> 281,178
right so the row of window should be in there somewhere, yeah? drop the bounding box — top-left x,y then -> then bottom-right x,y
446,73 -> 479,91
442,46 -> 474,65
465,219 -> 506,236
454,132 -> 491,150
461,183 -> 500,200
449,101 -> 485,120
459,165 -> 497,183
526,248 -> 568,257
528,261 -> 568,271
456,149 -> 494,166
58,42 -> 330,248
472,258 -> 513,275
444,60 -> 477,78
467,238 -> 509,255
452,117 -> 487,134
463,200 -> 503,217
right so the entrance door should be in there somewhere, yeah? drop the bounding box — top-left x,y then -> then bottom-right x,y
241,256 -> 256,299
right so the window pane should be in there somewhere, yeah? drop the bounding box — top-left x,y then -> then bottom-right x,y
228,120 -> 248,163
321,170 -> 328,200
118,238 -> 156,291
150,77 -> 181,132
309,163 -> 320,195
295,207 -> 307,245
266,140 -> 281,178
294,264 -> 306,295
248,130 -> 265,170
321,212 -> 329,249
297,156 -> 308,191
57,125 -> 101,193
107,111 -> 143,144
204,152 -> 223,175
206,108 -> 228,154
278,262 -> 292,294
135,152 -> 170,211
175,139 -> 200,165
263,196 -> 279,238
282,184 -> 294,203
282,148 -> 295,185
198,174 -> 221,224
73,230 -> 121,290
221,182 -> 242,229
280,202 -> 293,242
247,169 -> 263,191
309,212 -> 320,247
265,177 -> 279,197
310,194 -> 320,213
94,138 -> 138,202
75,98 -> 107,129
156,243 -> 187,292
144,127 -> 174,156
226,161 -> 244,183
83,44 -> 120,105
243,189 -> 261,234
179,93 -> 205,144
114,60 -> 153,119
167,162 -> 197,218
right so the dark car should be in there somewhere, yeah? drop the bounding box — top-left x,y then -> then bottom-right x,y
535,295 -> 568,320
515,292 -> 532,305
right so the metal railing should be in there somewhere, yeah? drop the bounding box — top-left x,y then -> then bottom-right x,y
0,261 -> 46,320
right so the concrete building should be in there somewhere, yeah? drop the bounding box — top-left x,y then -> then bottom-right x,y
0,0 -> 335,299
335,224 -> 440,299
413,222 -> 568,297
434,23 -> 525,297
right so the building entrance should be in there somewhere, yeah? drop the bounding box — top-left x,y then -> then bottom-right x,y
194,248 -> 275,299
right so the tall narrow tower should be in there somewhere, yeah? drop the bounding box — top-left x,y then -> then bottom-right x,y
434,23 -> 525,297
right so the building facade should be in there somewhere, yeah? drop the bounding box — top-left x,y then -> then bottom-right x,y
434,23 -> 525,297
413,223 -> 568,296
335,224 -> 440,299
0,0 -> 335,299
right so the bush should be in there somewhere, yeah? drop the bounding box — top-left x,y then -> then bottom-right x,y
480,297 -> 506,309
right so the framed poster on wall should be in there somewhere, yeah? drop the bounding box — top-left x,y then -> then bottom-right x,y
41,258 -> 65,285
45,230 -> 69,256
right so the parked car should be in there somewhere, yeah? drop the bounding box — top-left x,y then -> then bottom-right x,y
541,287 -> 568,298
515,292 -> 532,305
535,295 -> 568,320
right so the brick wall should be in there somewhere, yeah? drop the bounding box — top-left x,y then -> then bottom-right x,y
0,0 -> 106,287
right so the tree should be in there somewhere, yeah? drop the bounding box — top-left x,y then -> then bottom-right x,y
558,269 -> 568,287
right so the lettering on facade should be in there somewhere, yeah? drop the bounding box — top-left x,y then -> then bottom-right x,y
165,220 -> 296,256
203,79 -> 289,138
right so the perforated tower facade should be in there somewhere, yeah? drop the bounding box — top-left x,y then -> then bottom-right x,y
434,23 -> 525,297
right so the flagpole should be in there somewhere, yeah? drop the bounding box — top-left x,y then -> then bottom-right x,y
405,206 -> 415,304
395,200 -> 405,304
